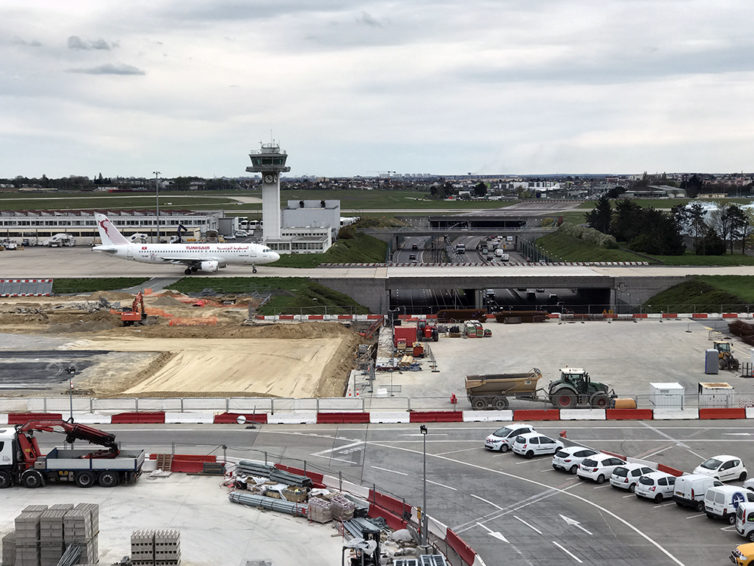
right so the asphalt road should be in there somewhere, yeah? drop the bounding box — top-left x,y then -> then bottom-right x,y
31,420 -> 754,566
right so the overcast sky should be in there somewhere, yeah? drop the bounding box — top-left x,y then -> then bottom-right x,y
2,1 -> 754,178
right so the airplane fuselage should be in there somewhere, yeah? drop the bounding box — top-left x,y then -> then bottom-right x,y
121,243 -> 269,265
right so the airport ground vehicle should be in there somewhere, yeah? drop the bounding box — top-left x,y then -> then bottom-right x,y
731,542 -> 754,564
455,243 -> 465,254
0,419 -> 145,488
705,485 -> 754,524
577,453 -> 626,484
552,447 -> 598,474
635,472 -> 676,502
511,432 -> 563,458
694,455 -> 747,482
465,367 -> 615,410
484,424 -> 535,452
610,463 -> 655,492
674,474 -> 723,511
736,503 -> 754,543
121,290 -> 147,326
43,233 -> 74,247
714,340 -> 740,371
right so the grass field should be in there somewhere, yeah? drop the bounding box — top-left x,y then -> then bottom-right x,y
272,232 -> 388,268
53,278 -> 149,294
643,276 -> 754,312
167,277 -> 368,315
578,197 -> 753,209
535,232 -> 648,262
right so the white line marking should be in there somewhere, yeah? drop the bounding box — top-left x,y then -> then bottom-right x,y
560,514 -> 593,535
622,494 -> 634,499
310,439 -> 364,458
476,522 -> 509,543
436,447 -> 480,457
593,484 -> 611,489
721,525 -> 737,531
540,468 -> 554,472
516,459 -> 539,464
553,541 -> 583,563
427,479 -> 457,491
685,513 -> 705,519
653,502 -> 675,508
514,515 -> 542,535
370,466 -> 407,476
471,494 -> 504,510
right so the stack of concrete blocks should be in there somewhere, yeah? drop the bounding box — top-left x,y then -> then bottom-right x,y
13,505 -> 48,566
2,532 -> 17,566
131,530 -> 181,566
40,504 -> 73,566
63,503 -> 99,564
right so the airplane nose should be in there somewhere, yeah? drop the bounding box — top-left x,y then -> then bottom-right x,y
272,252 -> 280,262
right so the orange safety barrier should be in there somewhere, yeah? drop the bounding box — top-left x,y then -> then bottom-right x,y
316,412 -> 370,424
657,463 -> 684,477
144,307 -> 174,318
213,412 -> 268,424
7,412 -> 63,425
446,529 -> 476,566
699,408 -> 746,420
111,412 -> 165,424
409,411 -> 463,423
368,505 -> 407,531
606,409 -> 653,420
168,317 -> 218,326
513,409 -> 561,421
369,490 -> 411,519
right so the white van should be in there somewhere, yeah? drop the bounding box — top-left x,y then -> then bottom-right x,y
674,474 -> 723,511
704,485 -> 754,524
735,501 -> 754,542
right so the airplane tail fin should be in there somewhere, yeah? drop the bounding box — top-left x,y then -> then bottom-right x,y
95,213 -> 129,246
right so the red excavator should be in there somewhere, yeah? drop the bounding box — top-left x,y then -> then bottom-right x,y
0,419 -> 145,488
121,290 -> 147,326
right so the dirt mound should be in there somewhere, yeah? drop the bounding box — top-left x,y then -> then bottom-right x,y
100,321 -> 354,340
89,291 -> 137,302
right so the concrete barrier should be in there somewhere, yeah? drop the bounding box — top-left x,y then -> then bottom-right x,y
0,414 -> 7,425
164,412 -> 215,424
699,408 -> 746,420
746,407 -> 754,419
462,410 -> 513,422
71,413 -> 111,424
409,411 -> 463,423
652,408 -> 699,420
316,412 -> 370,424
559,409 -> 605,420
369,412 -> 410,424
267,411 -> 317,425
513,409 -> 561,421
606,409 -> 653,420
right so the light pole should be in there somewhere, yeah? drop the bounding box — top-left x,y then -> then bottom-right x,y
66,366 -> 76,423
153,171 -> 161,242
420,424 -> 428,549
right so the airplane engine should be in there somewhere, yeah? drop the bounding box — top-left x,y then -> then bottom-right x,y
199,260 -> 220,273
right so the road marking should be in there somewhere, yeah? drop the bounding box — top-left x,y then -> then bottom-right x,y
593,484 -> 610,489
476,522 -> 509,543
552,541 -> 583,563
310,439 -> 363,457
427,479 -> 457,491
622,494 -> 634,499
370,466 -> 407,476
560,514 -> 593,535
540,468 -> 554,472
685,513 -> 705,519
516,459 -> 538,464
436,447 -> 480,457
723,433 -> 751,436
639,421 -> 706,459
471,494 -> 504,510
653,502 -> 675,509
514,515 -> 542,535
721,525 -> 737,531
638,443 -> 674,459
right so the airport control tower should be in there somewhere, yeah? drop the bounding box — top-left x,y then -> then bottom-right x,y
246,142 -> 290,241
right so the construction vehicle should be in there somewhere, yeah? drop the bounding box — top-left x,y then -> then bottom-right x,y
465,367 -> 616,410
714,340 -> 740,371
416,320 -> 439,342
0,419 -> 145,488
121,290 -> 147,326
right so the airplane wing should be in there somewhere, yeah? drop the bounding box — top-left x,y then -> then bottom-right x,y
157,255 -> 223,266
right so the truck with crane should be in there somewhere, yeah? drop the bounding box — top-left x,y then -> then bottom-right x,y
465,367 -> 616,410
0,419 -> 145,489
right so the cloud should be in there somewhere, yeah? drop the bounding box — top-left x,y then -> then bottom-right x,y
356,11 -> 383,27
67,35 -> 116,50
11,36 -> 42,47
67,63 -> 145,75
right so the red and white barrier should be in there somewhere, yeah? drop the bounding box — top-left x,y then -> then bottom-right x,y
559,409 -> 606,420
164,412 -> 214,424
266,411 -> 317,425
369,412 -> 410,424
462,410 -> 513,422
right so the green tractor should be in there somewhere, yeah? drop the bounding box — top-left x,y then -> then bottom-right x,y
548,368 -> 615,409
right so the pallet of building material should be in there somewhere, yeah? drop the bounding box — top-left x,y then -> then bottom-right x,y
131,530 -> 155,562
75,503 -> 100,534
330,494 -> 355,521
154,529 -> 181,563
2,532 -> 16,566
268,469 -> 312,488
202,461 -> 226,475
237,460 -> 275,477
15,510 -> 43,545
282,486 -> 308,503
307,497 -> 333,524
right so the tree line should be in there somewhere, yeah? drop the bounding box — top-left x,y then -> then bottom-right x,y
585,196 -> 752,255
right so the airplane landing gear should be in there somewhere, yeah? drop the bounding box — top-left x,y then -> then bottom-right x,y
184,268 -> 191,275
252,265 -> 257,274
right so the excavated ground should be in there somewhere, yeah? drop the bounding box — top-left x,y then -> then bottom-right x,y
0,291 -> 363,398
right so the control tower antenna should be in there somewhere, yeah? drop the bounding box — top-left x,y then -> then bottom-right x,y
246,141 -> 290,241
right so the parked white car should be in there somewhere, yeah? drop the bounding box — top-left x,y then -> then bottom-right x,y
552,446 -> 598,474
635,472 -> 677,502
577,453 -> 627,484
484,424 -> 535,453
610,464 -> 656,492
694,455 -> 747,482
512,432 -> 564,458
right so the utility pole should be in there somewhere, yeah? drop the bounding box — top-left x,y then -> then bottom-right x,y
420,424 -> 428,550
153,171 -> 161,242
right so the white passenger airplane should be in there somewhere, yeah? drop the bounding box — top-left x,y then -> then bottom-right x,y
93,213 -> 280,274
